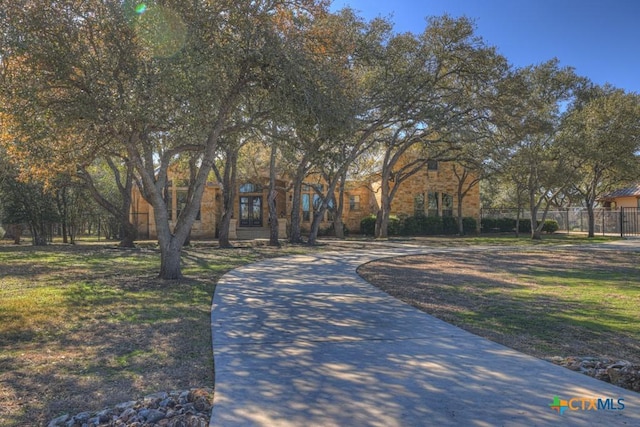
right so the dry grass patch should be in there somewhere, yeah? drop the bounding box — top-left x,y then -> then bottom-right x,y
358,248 -> 640,363
0,242 -> 309,427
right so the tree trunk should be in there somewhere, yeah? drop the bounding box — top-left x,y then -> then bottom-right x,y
457,196 -> 464,236
289,168 -> 306,244
530,203 -> 542,240
159,239 -> 182,280
9,224 -> 23,244
376,204 -> 391,239
268,144 -> 279,247
78,159 -> 137,248
375,181 -> 392,239
333,172 -> 347,239
586,204 -> 595,238
218,149 -> 238,248
308,205 -> 323,245
119,222 -> 138,248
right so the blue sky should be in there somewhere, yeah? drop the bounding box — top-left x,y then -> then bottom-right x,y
330,0 -> 640,93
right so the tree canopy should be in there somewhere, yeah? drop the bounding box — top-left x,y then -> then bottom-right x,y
2,1 -> 639,277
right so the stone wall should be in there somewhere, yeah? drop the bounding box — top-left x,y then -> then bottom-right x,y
130,161 -> 481,239
371,161 -> 481,221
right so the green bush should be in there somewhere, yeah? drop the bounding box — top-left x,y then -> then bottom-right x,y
359,215 -> 400,236
542,219 -> 559,233
401,214 -> 439,235
497,218 -> 516,232
481,217 -> 558,234
388,215 -> 401,235
360,215 -> 376,236
442,216 -> 457,234
481,217 -> 515,232
518,219 -> 532,233
462,217 -> 478,234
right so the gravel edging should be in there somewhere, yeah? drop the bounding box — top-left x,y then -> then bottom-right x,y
546,357 -> 640,393
47,388 -> 213,427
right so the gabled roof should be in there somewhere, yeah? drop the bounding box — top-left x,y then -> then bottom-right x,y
600,183 -> 640,200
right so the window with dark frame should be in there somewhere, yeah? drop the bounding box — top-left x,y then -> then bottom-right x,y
302,194 -> 311,222
442,193 -> 453,217
427,191 -> 438,217
349,195 -> 361,211
414,193 -> 425,216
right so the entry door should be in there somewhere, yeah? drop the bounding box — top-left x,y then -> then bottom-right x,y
240,196 -> 263,227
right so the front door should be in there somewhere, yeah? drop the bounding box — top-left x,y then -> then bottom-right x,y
239,196 -> 263,227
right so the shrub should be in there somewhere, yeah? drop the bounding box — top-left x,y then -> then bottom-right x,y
542,219 -> 559,233
442,216 -> 457,234
462,217 -> 478,234
359,215 -> 400,236
401,214 -> 436,235
388,215 -> 401,236
441,217 -> 478,235
497,218 -> 516,232
481,217 -> 515,233
518,219 -> 532,233
360,215 -> 376,236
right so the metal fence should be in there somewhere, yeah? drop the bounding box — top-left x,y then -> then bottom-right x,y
481,208 -> 640,237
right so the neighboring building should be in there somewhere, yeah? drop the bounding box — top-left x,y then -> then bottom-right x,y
598,183 -> 640,209
130,161 -> 480,240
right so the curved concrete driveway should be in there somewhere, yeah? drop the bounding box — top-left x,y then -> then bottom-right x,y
210,244 -> 640,426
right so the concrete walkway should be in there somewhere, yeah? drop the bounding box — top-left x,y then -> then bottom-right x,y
210,243 -> 640,426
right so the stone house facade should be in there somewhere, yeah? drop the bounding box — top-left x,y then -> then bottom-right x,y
130,161 -> 480,240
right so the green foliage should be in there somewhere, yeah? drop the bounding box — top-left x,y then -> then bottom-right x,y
481,218 -> 559,234
360,214 -> 400,236
360,215 -> 377,236
388,215 -> 402,236
401,214 -> 443,236
542,219 -> 559,233
481,217 -> 519,232
364,214 -> 476,236
462,217 -> 478,234
318,222 -> 350,237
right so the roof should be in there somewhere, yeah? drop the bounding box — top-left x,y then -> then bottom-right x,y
599,183 -> 640,200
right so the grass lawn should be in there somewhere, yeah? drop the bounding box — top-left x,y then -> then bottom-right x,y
0,234 -> 628,425
0,241 -> 309,427
358,245 -> 640,365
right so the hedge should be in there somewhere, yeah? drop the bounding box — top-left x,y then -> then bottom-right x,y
360,214 -> 477,236
481,218 -> 559,234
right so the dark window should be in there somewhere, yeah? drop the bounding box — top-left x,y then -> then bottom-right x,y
313,193 -> 322,219
239,183 -> 262,193
428,192 -> 438,217
427,160 -> 438,171
414,194 -> 425,215
327,197 -> 335,222
442,193 -> 453,217
349,195 -> 361,211
302,194 -> 310,222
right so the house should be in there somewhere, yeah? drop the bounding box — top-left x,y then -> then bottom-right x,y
598,183 -> 640,209
130,160 -> 480,240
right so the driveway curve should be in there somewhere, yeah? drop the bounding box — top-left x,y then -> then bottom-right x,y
210,244 -> 640,426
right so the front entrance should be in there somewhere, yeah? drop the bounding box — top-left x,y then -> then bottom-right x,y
239,196 -> 263,227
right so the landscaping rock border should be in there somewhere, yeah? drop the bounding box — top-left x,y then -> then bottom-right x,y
47,388 -> 213,427
547,356 -> 640,392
